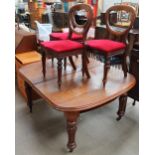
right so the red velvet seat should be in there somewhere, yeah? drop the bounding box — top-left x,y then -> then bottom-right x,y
86,40 -> 126,53
50,32 -> 83,40
50,31 -> 83,71
41,40 -> 83,53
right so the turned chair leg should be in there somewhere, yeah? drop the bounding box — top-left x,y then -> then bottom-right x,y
64,112 -> 79,152
57,58 -> 63,88
117,94 -> 127,121
122,54 -> 128,77
103,57 -> 110,86
41,50 -> 46,78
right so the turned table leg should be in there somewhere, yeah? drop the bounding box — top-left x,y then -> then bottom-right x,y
132,99 -> 136,106
64,112 -> 79,152
117,94 -> 127,121
24,82 -> 33,113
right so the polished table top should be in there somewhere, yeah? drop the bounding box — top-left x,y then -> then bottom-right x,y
19,58 -> 136,152
19,58 -> 136,112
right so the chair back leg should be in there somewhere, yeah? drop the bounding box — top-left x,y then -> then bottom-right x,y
103,57 -> 110,86
122,54 -> 128,77
57,58 -> 63,88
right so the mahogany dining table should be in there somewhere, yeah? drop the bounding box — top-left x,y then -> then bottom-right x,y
19,58 -> 136,152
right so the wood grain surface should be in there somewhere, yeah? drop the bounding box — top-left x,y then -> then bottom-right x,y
19,58 -> 136,112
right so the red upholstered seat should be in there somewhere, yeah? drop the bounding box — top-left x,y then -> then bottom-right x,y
50,32 -> 83,40
41,40 -> 83,53
86,40 -> 126,53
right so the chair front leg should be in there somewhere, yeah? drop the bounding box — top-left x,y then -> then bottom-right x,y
103,57 -> 110,86
57,58 -> 63,88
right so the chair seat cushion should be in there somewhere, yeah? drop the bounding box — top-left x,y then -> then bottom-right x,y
50,32 -> 83,40
41,40 -> 83,53
86,39 -> 126,53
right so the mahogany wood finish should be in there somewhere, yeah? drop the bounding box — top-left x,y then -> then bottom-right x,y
19,58 -> 136,152
15,29 -> 38,53
86,5 -> 136,86
68,4 -> 93,42
65,112 -> 79,152
117,93 -> 128,121
41,4 -> 93,88
105,5 -> 136,37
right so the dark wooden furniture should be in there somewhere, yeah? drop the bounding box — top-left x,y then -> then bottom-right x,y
53,11 -> 69,28
15,29 -> 38,53
41,4 -> 93,88
128,43 -> 139,105
19,58 -> 136,152
42,11 -> 69,32
43,11 -> 88,29
128,28 -> 139,57
86,5 -> 136,86
100,12 -> 117,25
